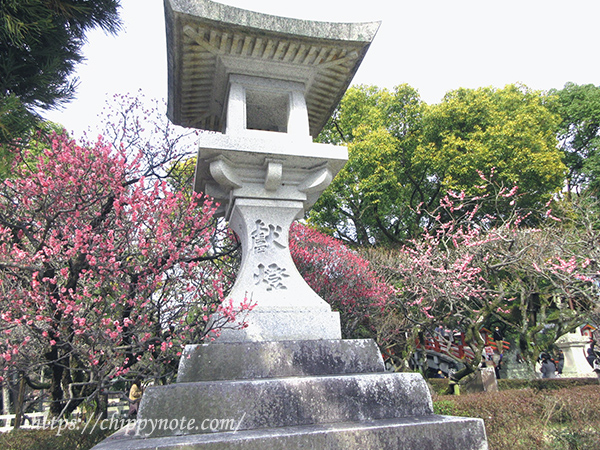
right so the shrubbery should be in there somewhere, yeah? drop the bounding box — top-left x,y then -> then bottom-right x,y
434,385 -> 600,450
497,377 -> 600,392
429,376 -> 600,395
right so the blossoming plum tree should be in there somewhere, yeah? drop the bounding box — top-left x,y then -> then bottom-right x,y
0,131 -> 251,418
367,172 -> 600,381
289,222 -> 401,361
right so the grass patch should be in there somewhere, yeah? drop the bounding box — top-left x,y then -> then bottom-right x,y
0,426 -> 112,450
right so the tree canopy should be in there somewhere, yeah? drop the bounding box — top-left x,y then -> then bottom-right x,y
310,84 -> 428,245
310,84 -> 567,246
365,179 -> 600,379
0,94 -> 254,418
0,0 -> 122,146
290,222 -> 395,342
418,84 -> 566,210
549,82 -> 600,196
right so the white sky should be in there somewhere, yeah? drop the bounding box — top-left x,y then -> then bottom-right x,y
46,0 -> 600,139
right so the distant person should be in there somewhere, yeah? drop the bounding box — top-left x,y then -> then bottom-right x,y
586,340 -> 598,367
492,352 -> 503,379
586,347 -> 596,367
587,341 -> 600,377
128,376 -> 144,419
540,353 -> 556,379
434,324 -> 444,337
556,349 -> 564,376
492,326 -> 504,354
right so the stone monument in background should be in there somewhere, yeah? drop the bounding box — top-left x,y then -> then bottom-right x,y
555,328 -> 597,378
93,1 -> 489,448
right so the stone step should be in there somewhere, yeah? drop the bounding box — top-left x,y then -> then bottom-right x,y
177,339 -> 385,382
93,415 -> 488,450
138,372 -> 432,438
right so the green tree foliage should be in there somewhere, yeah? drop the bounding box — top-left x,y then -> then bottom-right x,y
311,84 -> 428,245
311,84 -> 566,245
0,94 -> 36,141
0,94 -> 38,173
417,84 -> 566,212
549,82 -> 600,196
0,0 -> 122,145
0,100 -> 65,177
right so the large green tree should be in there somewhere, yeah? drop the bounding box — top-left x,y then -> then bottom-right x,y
416,84 -> 566,213
549,82 -> 600,196
310,84 -> 567,245
0,0 -> 121,146
310,84 -> 429,245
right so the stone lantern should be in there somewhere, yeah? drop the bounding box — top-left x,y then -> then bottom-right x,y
92,2 -> 489,449
190,72 -> 348,341
555,329 -> 597,378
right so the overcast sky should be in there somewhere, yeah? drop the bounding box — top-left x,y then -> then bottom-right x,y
46,0 -> 600,139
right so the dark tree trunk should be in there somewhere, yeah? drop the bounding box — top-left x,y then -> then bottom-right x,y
46,348 -> 65,417
13,375 -> 26,430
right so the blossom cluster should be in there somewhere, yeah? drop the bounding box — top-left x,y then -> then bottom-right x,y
0,132 -> 250,415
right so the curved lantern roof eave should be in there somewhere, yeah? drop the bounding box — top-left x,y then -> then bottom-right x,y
164,0 -> 380,138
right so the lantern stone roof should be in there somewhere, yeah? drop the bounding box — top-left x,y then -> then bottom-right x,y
164,0 -> 380,137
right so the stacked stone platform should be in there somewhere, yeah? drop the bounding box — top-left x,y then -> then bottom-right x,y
93,339 -> 487,450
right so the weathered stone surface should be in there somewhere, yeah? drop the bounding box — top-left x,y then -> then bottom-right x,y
480,367 -> 498,392
178,339 -> 384,382
194,133 -> 348,216
93,415 -> 488,450
136,372 -> 433,438
457,368 -> 498,394
213,197 -> 343,342
459,369 -> 494,394
214,310 -> 342,342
